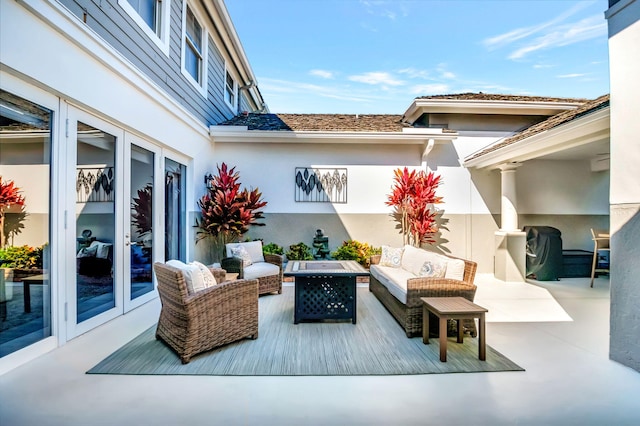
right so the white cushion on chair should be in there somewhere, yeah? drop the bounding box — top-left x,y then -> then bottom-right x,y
243,262 -> 280,280
444,259 -> 465,281
166,260 -> 208,294
226,241 -> 265,264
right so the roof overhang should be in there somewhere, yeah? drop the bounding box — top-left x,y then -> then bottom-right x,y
462,106 -> 610,170
209,125 -> 457,146
402,99 -> 583,125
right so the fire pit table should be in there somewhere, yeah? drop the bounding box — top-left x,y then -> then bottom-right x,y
284,260 -> 369,324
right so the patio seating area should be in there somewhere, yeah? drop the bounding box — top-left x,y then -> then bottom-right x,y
2,273 -> 639,425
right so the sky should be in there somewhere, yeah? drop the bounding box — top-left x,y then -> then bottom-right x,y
225,0 -> 610,114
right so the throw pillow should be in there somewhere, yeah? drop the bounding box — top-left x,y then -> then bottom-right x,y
76,245 -> 98,258
445,258 -> 466,281
418,259 -> 447,278
191,261 -> 217,287
379,245 -> 403,268
166,260 -> 207,294
90,241 -> 112,259
231,246 -> 253,267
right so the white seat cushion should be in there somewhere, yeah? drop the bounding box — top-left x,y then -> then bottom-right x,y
226,241 -> 265,264
370,264 -> 415,304
243,262 -> 280,280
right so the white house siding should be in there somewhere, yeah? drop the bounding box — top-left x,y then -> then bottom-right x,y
607,0 -> 640,372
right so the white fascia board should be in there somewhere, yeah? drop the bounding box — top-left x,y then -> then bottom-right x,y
463,107 -> 610,169
12,0 -> 208,138
209,127 -> 457,144
402,99 -> 582,124
204,0 -> 264,111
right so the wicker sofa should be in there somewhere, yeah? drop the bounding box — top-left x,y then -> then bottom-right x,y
154,262 -> 259,364
221,241 -> 283,295
369,245 -> 478,338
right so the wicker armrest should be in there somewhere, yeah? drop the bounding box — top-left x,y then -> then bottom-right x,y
370,254 -> 381,265
221,256 -> 244,277
183,278 -> 258,314
264,253 -> 284,267
405,277 -> 477,307
207,266 -> 227,283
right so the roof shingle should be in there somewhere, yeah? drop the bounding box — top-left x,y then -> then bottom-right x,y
218,113 -> 408,132
417,92 -> 589,103
465,94 -> 610,162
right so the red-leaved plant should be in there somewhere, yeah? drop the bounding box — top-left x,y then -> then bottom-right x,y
386,167 -> 442,247
0,176 -> 26,248
195,163 -> 267,261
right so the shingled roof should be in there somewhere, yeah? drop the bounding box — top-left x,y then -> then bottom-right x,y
417,92 -> 589,103
464,94 -> 610,162
218,113 -> 408,132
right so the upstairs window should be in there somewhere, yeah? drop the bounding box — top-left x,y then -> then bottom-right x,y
119,0 -> 171,55
225,71 -> 236,109
181,3 -> 208,96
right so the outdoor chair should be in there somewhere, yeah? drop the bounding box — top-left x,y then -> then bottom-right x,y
153,262 -> 259,364
590,228 -> 610,288
221,241 -> 283,295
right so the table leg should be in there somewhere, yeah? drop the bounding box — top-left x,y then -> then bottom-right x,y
23,281 -> 31,313
479,313 -> 486,361
457,319 -> 463,343
422,305 -> 430,344
439,317 -> 448,362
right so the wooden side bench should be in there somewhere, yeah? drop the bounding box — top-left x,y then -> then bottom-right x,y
421,296 -> 488,362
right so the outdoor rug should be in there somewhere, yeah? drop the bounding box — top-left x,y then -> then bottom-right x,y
87,287 -> 524,376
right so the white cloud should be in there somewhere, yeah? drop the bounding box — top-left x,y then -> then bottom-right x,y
398,68 -> 431,79
482,2 -> 590,50
348,72 -> 405,86
508,16 -> 606,60
533,63 -> 555,69
410,84 -> 449,95
557,73 -> 588,79
309,69 -> 334,79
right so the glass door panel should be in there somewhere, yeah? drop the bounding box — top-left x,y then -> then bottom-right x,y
129,144 -> 154,300
164,158 -> 186,262
75,122 -> 116,323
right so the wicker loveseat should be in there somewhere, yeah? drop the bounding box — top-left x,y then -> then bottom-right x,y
221,241 -> 283,295
154,262 -> 259,364
369,245 -> 478,338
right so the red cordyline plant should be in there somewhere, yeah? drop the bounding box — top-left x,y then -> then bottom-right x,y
195,163 -> 267,260
0,176 -> 26,248
386,167 -> 442,247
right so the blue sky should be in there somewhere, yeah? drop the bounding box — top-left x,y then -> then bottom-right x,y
226,0 -> 610,114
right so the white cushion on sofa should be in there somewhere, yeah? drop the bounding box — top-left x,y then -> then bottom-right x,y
226,241 -> 265,264
370,264 -> 415,304
243,262 -> 280,280
399,245 -> 445,277
379,245 -> 403,267
445,258 -> 466,281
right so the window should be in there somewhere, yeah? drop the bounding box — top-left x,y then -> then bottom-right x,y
225,70 -> 236,110
119,0 -> 171,55
181,3 -> 208,96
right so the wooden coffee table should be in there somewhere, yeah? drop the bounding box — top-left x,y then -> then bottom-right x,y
284,260 -> 369,324
421,297 -> 488,362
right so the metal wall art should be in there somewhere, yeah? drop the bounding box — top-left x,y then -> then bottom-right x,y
295,167 -> 347,203
76,167 -> 115,202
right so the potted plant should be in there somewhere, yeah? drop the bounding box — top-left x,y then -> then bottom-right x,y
195,163 -> 267,263
262,242 -> 284,256
386,167 -> 443,247
0,176 -> 26,248
331,240 -> 381,268
285,242 -> 314,261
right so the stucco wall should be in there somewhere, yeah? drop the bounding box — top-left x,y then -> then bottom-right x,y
607,0 -> 640,372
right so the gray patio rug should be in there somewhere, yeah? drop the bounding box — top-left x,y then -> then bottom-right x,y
87,287 -> 523,376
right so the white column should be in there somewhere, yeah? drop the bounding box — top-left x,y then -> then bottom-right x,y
498,162 -> 522,231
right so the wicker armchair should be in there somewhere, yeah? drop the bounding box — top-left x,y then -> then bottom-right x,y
369,253 -> 478,338
153,262 -> 259,364
221,241 -> 283,295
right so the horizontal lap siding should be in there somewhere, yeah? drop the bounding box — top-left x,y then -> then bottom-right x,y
58,0 -> 236,126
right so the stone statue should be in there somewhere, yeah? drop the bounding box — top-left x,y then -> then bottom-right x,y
312,229 -> 330,259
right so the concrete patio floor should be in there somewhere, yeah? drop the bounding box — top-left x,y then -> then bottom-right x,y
1,274 -> 639,426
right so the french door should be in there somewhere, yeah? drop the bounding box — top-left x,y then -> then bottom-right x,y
65,106 -> 161,338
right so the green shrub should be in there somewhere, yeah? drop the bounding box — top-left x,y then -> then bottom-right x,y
331,240 -> 381,267
0,245 -> 43,269
262,242 -> 284,255
285,242 -> 314,260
